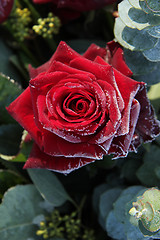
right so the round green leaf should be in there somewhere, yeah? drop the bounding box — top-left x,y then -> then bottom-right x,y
143,39 -> 160,61
0,184 -> 45,240
105,211 -> 126,240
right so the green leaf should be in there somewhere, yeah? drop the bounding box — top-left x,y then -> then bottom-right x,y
0,170 -> 24,197
119,0 -> 150,30
136,145 -> 160,186
145,0 -> 160,13
99,188 -> 122,223
114,186 -> 144,223
124,48 -> 157,75
139,0 -> 160,15
143,39 -> 160,61
148,26 -> 160,38
114,17 -> 158,51
0,184 -> 45,240
0,73 -> 22,124
134,63 -> 160,85
129,0 -> 141,9
0,124 -> 23,156
0,39 -> 22,83
139,221 -> 160,239
125,220 -> 149,240
92,183 -> 108,214
105,211 -> 126,240
28,169 -> 74,207
114,17 -> 136,50
122,26 -> 158,51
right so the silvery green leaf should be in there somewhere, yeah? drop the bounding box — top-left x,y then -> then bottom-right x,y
139,0 -> 160,15
114,17 -> 158,51
122,26 -> 158,51
128,0 -> 141,9
99,188 -> 122,229
114,17 -> 136,50
124,48 -> 157,75
119,0 -> 150,30
143,39 -> 160,61
148,25 -> 160,37
145,0 -> 160,13
28,169 -> 74,207
134,63 -> 160,84
105,211 -> 126,240
128,8 -> 160,27
0,185 -> 45,240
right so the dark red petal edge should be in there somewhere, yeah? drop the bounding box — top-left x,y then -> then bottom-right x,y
23,143 -> 96,174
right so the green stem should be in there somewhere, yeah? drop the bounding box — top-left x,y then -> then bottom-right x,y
77,195 -> 87,219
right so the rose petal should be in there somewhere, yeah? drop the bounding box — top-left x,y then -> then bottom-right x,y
23,143 -> 95,174
108,98 -> 141,158
70,56 -> 125,112
106,41 -> 133,77
42,131 -> 105,159
6,87 -> 43,147
83,44 -> 107,61
135,85 -> 160,142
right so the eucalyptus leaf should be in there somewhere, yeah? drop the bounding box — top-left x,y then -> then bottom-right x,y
128,0 -> 141,9
145,0 -> 160,13
143,39 -> 160,61
114,17 -> 158,51
92,183 -> 108,214
124,48 -> 157,75
114,17 -> 135,50
147,25 -> 160,38
125,220 -> 150,240
99,188 -> 122,223
122,26 -> 158,51
105,211 -> 126,240
139,0 -> 160,15
114,186 -> 144,223
136,145 -> 160,186
28,169 -> 74,207
134,62 -> 160,85
119,0 -> 150,30
129,7 -> 160,27
0,184 -> 45,240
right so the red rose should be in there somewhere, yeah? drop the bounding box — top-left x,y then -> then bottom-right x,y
0,0 -> 14,24
7,41 -> 160,174
32,0 -> 118,21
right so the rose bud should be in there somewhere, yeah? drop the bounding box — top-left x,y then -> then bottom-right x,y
7,41 -> 160,174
